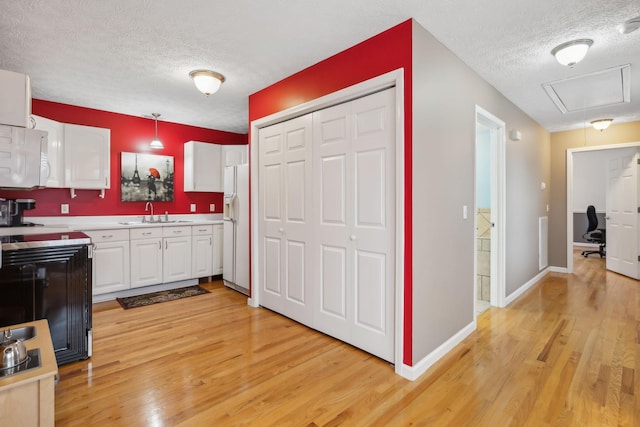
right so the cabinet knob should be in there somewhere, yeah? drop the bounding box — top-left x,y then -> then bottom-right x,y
350,235 -> 356,241
279,228 -> 284,233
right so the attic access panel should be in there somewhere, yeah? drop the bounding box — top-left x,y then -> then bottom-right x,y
542,64 -> 631,113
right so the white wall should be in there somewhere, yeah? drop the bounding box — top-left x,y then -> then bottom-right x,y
476,129 -> 491,209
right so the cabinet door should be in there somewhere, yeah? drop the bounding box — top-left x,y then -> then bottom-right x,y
64,123 -> 110,189
222,144 -> 248,166
33,115 -> 65,188
163,236 -> 192,282
192,234 -> 213,277
184,141 -> 221,192
130,238 -> 163,288
212,223 -> 223,275
92,240 -> 130,295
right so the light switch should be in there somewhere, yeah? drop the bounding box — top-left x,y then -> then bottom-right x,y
463,205 -> 468,219
190,204 -> 196,212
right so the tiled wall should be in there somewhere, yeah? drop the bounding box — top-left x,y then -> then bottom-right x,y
477,208 -> 491,301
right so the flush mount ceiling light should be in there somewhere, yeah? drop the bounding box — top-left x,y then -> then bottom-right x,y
551,39 -> 593,67
150,113 -> 164,149
590,118 -> 613,131
189,69 -> 225,96
618,15 -> 640,34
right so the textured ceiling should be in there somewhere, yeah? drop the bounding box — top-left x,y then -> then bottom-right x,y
1,0 -> 639,133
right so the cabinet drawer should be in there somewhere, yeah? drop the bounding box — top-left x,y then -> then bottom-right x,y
130,227 -> 163,240
83,228 -> 129,243
163,225 -> 191,237
191,224 -> 213,236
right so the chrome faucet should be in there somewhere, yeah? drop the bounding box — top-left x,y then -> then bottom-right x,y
145,201 -> 154,222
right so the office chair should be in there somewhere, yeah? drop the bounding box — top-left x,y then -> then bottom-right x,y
581,205 -> 606,258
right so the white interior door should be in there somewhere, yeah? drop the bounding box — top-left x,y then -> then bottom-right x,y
259,114 -> 314,326
606,149 -> 640,279
313,88 -> 395,362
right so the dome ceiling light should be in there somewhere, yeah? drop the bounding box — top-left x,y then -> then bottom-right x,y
189,69 -> 225,96
551,39 -> 593,67
590,118 -> 613,131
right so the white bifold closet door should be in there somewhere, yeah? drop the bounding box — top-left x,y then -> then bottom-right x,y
259,114 -> 314,326
258,87 -> 395,362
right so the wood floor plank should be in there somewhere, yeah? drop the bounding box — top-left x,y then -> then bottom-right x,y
53,250 -> 640,426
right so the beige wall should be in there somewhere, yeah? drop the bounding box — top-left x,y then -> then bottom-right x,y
411,20 -> 550,363
549,121 -> 640,267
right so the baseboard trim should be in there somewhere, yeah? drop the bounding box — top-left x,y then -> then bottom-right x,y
398,321 -> 476,381
549,266 -> 569,273
504,267 -> 550,306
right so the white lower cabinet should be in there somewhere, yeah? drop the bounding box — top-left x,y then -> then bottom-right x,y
212,223 -> 223,276
192,224 -> 213,278
86,222 -> 222,297
130,227 -> 163,288
163,226 -> 192,283
83,229 -> 130,295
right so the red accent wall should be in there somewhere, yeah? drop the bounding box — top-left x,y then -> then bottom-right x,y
0,100 -> 247,217
248,19 -> 414,365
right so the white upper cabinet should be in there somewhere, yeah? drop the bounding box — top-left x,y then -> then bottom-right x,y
184,141 -> 222,192
64,123 -> 110,191
33,115 -> 65,188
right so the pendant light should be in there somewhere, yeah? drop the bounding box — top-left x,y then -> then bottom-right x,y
189,69 -> 225,96
150,113 -> 164,149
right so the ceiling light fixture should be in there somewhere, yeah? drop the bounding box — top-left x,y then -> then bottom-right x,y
590,118 -> 613,131
618,15 -> 640,34
551,39 -> 593,67
189,69 -> 225,96
150,113 -> 164,149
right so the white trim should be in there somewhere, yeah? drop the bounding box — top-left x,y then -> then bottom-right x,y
474,106 -> 507,309
399,321 -> 476,381
249,69 -> 408,376
565,141 -> 640,274
92,278 -> 197,303
504,268 -> 550,306
549,266 -> 569,273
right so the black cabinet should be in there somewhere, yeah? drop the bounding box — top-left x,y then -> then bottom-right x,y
0,243 -> 92,365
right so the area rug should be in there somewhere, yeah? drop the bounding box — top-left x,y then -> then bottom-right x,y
116,285 -> 209,309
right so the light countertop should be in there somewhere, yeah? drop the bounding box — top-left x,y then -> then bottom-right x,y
0,319 -> 58,393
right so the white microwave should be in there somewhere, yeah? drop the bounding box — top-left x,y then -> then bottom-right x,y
0,125 -> 48,189
0,69 -> 32,128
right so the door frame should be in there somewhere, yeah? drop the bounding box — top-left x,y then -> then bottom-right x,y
249,69 -> 405,373
565,141 -> 640,274
474,106 -> 506,308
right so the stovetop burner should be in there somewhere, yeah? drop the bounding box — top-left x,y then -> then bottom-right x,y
0,348 -> 41,378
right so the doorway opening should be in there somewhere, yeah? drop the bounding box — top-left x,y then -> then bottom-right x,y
475,107 -> 506,313
566,142 -> 640,279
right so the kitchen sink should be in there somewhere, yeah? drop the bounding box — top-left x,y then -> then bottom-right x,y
118,220 -> 193,225
3,326 -> 36,341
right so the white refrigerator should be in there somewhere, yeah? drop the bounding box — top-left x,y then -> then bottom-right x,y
223,163 -> 249,295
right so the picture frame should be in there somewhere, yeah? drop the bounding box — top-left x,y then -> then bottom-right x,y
120,152 -> 174,202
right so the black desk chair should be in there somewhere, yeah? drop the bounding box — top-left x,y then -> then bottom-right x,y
581,205 -> 606,258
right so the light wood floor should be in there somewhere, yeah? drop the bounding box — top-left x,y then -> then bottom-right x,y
55,250 -> 639,426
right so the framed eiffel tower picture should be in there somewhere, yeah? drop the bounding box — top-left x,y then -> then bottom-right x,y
120,152 -> 174,202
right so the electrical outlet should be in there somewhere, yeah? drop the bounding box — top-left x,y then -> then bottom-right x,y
190,204 -> 196,212
209,204 -> 215,212
61,204 -> 69,214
